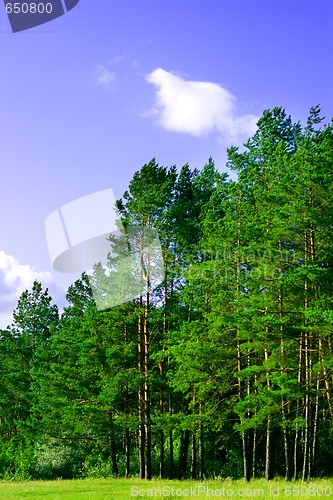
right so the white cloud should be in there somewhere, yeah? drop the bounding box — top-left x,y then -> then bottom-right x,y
96,55 -> 130,89
109,53 -> 127,65
0,250 -> 65,329
96,65 -> 116,89
146,68 -> 258,142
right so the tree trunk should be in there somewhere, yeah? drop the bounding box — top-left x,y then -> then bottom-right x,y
179,429 -> 190,478
278,247 -> 290,480
169,395 -> 174,479
311,376 -> 320,478
138,308 -> 145,479
109,412 -> 118,476
265,416 -> 272,481
236,230 -> 249,481
199,418 -> 205,480
191,434 -> 197,479
282,402 -> 291,480
158,360 -> 165,479
144,413 -> 152,480
159,255 -> 169,479
143,225 -> 152,480
252,429 -> 257,479
264,346 -> 272,481
320,337 -> 333,421
125,428 -> 131,478
302,231 -> 311,482
241,431 -> 250,481
144,309 -> 151,479
159,429 -> 165,479
294,334 -> 303,480
124,325 -> 131,478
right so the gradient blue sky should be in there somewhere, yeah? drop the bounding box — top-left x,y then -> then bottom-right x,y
0,0 -> 332,326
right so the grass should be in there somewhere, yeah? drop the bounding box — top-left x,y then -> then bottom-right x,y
0,477 -> 333,499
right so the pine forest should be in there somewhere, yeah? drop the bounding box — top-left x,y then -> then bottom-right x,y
2,106 -> 333,482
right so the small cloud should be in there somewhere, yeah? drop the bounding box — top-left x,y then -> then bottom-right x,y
96,65 -> 116,89
109,53 -> 128,65
96,54 -> 130,89
131,59 -> 141,70
145,68 -> 258,142
0,250 -> 64,329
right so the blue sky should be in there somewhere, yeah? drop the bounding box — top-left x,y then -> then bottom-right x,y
0,0 -> 332,327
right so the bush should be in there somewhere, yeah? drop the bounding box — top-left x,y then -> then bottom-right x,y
81,455 -> 116,478
35,441 -> 84,479
0,437 -> 36,481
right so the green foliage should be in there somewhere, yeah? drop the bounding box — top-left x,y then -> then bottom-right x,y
0,437 -> 36,481
1,106 -> 333,481
35,441 -> 84,479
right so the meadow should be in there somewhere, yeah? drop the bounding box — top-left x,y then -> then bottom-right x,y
1,478 -> 333,499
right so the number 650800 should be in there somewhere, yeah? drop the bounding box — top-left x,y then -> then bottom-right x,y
5,3 -> 53,14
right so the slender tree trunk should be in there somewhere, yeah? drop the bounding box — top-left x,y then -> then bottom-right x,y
294,334 -> 303,480
144,408 -> 152,480
199,423 -> 205,480
159,428 -> 164,479
169,394 -> 174,479
302,231 -> 311,482
144,244 -> 151,480
282,402 -> 291,480
328,337 -> 333,391
191,434 -> 197,479
265,416 -> 272,481
159,359 -> 164,478
138,306 -> 145,478
264,346 -> 272,480
159,349 -> 165,479
109,412 -> 118,476
159,254 -> 169,479
311,376 -> 320,478
124,325 -> 131,478
235,229 -> 249,481
278,246 -> 290,480
308,225 -> 316,480
125,428 -> 131,478
319,337 -> 333,421
241,431 -> 250,482
124,405 -> 131,478
252,366 -> 258,480
179,429 -> 190,478
252,429 -> 257,479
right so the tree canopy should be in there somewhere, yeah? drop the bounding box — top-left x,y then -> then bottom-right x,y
1,106 -> 333,481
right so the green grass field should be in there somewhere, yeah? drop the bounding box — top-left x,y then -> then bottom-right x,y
1,478 -> 333,499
